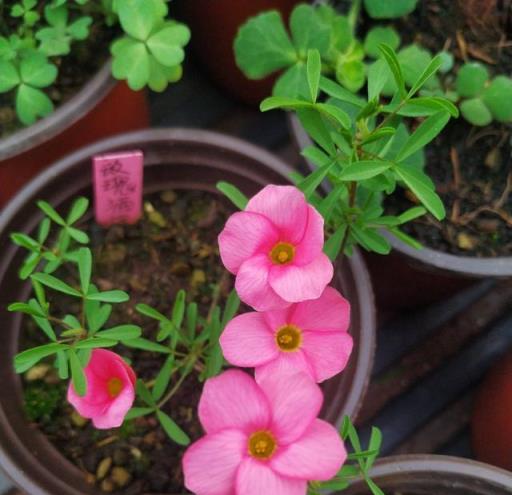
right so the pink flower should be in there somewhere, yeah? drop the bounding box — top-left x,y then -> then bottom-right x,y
218,185 -> 333,311
183,369 -> 346,495
220,287 -> 353,383
67,349 -> 136,429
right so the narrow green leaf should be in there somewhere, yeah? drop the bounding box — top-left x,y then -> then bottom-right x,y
408,54 -> 443,98
8,302 -> 45,318
56,350 -> 69,379
378,43 -> 406,99
125,407 -> 154,420
74,338 -> 118,349
152,354 -> 175,401
319,76 -> 365,107
216,181 -> 248,210
316,103 -> 351,129
297,160 -> 336,199
366,426 -> 383,470
123,338 -> 170,353
10,233 -> 39,250
96,325 -> 142,340
37,218 -> 51,244
297,108 -> 335,155
186,302 -> 198,341
157,410 -> 190,445
398,206 -> 427,223
352,225 -> 391,254
136,379 -> 156,406
324,225 -> 346,261
135,303 -> 168,322
67,226 -> 90,244
221,290 -> 240,328
396,111 -> 450,163
388,226 -> 422,249
260,96 -> 312,112
37,200 -> 65,225
15,342 -> 66,367
339,161 -> 392,181
31,273 -> 81,297
66,197 -> 89,224
306,49 -> 321,102
77,247 -> 92,294
86,290 -> 129,303
301,146 -> 330,167
172,290 -> 186,329
69,349 -> 87,397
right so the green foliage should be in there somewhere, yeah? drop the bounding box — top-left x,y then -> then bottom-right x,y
0,0 -> 190,126
24,381 -> 65,423
363,0 -> 419,19
260,44 -> 455,256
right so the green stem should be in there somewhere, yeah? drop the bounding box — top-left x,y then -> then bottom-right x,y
156,367 -> 190,409
348,0 -> 362,35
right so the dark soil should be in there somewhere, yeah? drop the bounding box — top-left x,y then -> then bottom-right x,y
384,0 -> 512,257
0,6 -> 115,138
21,190 -> 234,494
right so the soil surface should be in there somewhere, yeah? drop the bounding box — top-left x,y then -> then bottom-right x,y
21,190 -> 234,494
375,0 -> 512,256
0,9 -> 114,138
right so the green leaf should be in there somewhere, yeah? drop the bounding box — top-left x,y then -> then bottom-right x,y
77,247 -> 92,294
315,103 -> 351,129
482,76 -> 512,123
364,0 -> 419,19
352,225 -> 391,254
172,290 -> 186,329
152,354 -> 175,401
19,53 -> 57,88
306,49 -> 321,102
96,325 -> 142,340
389,227 -> 422,249
396,96 -> 459,118
221,290 -> 241,328
260,96 -> 312,112
408,54 -> 443,98
366,426 -> 383,470
398,206 -> 427,223
74,338 -> 118,349
38,218 -> 51,244
136,379 -> 156,406
56,350 -> 69,379
10,233 -> 39,250
378,44 -> 406,99
135,303 -> 168,322
456,62 -> 489,98
0,60 -> 20,92
297,108 -> 335,155
460,98 -> 493,127
125,407 -> 154,420
367,478 -> 385,495
364,26 -> 400,59
319,76 -> 366,108
336,59 -> 366,93
396,111 -> 450,162
86,290 -> 129,303
216,182 -> 248,210
16,84 -> 54,125
123,338 -> 170,353
67,226 -> 90,244
367,59 -> 389,101
156,410 -> 190,446
324,225 -> 346,261
8,302 -> 45,318
147,24 -> 190,67
37,200 -> 65,225
234,11 -> 296,79
31,273 -> 82,297
394,164 -> 445,220
86,299 -> 112,333
339,160 -> 392,181
66,197 -> 89,224
273,62 -> 309,99
111,37 -> 150,90
297,160 -> 335,199
117,0 -> 161,40
290,4 -> 330,55
69,349 -> 87,396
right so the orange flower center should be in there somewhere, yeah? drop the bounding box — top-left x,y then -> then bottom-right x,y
248,431 -> 277,460
107,377 -> 124,398
275,324 -> 302,352
270,242 -> 295,265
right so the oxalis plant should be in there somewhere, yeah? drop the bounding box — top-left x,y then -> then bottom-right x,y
235,1 -> 512,128
0,0 -> 190,126
10,193 -> 385,494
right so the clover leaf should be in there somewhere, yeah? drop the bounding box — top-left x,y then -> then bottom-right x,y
455,62 -> 489,98
112,0 -> 190,91
36,5 -> 92,56
482,76 -> 512,123
364,0 -> 419,19
11,0 -> 40,27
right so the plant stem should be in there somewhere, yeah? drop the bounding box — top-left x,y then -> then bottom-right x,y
156,367 -> 190,409
348,0 -> 363,35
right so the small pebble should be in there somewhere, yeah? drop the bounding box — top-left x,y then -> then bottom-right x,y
111,467 -> 132,487
25,364 -> 51,381
160,190 -> 177,204
96,457 -> 112,480
457,232 -> 478,250
191,269 -> 206,288
70,411 -> 88,428
170,261 -> 190,276
100,479 -> 115,493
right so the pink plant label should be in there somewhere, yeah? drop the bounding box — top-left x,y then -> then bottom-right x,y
93,151 -> 143,226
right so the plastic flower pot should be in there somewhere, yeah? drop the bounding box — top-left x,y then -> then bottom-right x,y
173,0 -> 300,106
472,347 -> 512,471
0,128 -> 376,495
289,114 -> 512,311
0,63 -> 149,209
344,455 -> 512,494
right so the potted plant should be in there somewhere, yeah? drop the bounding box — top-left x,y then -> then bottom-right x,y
344,455 -> 512,494
173,0 -> 301,106
234,1 -> 512,310
0,0 -> 190,207
0,128 -> 377,495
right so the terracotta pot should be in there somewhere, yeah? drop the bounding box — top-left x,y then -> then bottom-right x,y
174,0 -> 300,106
472,348 -> 512,470
344,455 -> 512,494
289,113 -> 512,311
0,63 -> 149,208
0,128 -> 376,494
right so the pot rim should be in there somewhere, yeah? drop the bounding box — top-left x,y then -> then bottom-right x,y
351,454 -> 512,490
0,62 -> 115,161
0,128 -> 376,495
288,113 -> 512,278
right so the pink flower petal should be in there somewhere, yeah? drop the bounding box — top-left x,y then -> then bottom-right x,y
262,307 -> 292,331
269,254 -> 333,303
236,458 -> 306,495
220,312 -> 278,368
301,330 -> 354,382
219,211 -> 279,274
183,429 -> 246,495
294,206 -> 325,266
199,370 -> 271,434
235,254 -> 290,311
254,352 -> 314,384
258,371 -> 323,445
246,185 -> 308,244
290,286 -> 351,332
91,385 -> 135,429
271,419 -> 346,481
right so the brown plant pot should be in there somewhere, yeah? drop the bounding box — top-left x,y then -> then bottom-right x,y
173,0 -> 300,106
0,128 -> 376,494
289,113 -> 512,311
0,63 -> 149,208
472,347 -> 512,471
344,455 -> 512,494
